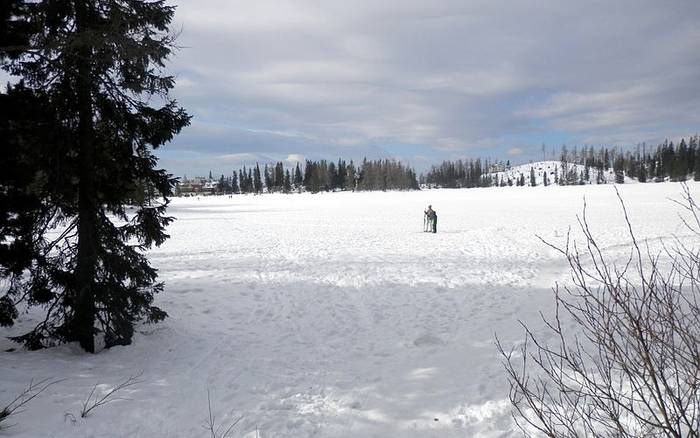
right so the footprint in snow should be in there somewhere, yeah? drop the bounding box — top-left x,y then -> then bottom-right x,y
412,333 -> 445,347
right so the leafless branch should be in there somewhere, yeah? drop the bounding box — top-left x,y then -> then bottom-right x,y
204,388 -> 242,438
497,187 -> 700,437
0,378 -> 63,430
80,373 -> 143,418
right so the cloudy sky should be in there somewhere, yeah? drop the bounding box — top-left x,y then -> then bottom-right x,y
160,0 -> 700,176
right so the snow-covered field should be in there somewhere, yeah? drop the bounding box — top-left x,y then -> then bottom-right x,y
2,182 -> 698,437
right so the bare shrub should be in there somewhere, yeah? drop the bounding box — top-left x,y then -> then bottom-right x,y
80,373 -> 143,418
0,378 -> 61,430
497,185 -> 700,437
204,388 -> 242,438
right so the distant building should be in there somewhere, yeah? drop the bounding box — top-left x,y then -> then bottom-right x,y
177,177 -> 207,196
488,163 -> 505,173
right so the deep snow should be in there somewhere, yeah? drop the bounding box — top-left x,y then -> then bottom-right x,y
1,182 -> 698,437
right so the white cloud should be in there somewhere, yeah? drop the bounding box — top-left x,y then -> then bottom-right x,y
285,154 -> 305,165
507,148 -> 523,156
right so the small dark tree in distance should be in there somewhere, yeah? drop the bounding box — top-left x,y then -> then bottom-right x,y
497,185 -> 700,437
274,161 -> 284,192
345,161 -> 356,191
253,163 -> 263,194
283,170 -> 292,194
293,163 -> 303,190
638,162 -> 647,183
263,164 -> 272,193
231,171 -> 239,194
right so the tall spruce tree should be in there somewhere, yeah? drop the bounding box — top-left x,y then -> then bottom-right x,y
614,156 -> 625,183
239,166 -> 247,193
345,160 -> 356,191
274,162 -> 284,192
263,164 -> 272,193
283,169 -> 292,193
293,163 -> 303,189
0,1 -> 190,351
638,163 -> 647,183
689,136 -> 697,175
231,171 -> 240,194
253,163 -> 263,194
327,161 -> 337,191
303,160 -> 313,188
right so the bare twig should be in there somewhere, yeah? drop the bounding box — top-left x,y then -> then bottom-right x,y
80,373 -> 143,418
204,388 -> 242,438
498,187 -> 700,437
0,378 -> 63,430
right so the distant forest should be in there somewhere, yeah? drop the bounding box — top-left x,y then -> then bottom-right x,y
177,158 -> 419,195
177,136 -> 700,195
423,135 -> 700,188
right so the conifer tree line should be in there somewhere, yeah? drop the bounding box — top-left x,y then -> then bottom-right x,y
420,158 -> 493,188
178,158 -> 419,195
422,136 -> 700,188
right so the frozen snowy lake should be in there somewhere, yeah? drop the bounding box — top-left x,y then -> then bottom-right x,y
1,182 -> 698,437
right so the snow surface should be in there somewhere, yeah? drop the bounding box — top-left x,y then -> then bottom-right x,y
1,182 -> 698,437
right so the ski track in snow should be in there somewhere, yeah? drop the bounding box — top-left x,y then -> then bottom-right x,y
1,183 -> 697,437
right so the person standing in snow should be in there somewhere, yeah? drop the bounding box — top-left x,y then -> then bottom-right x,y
424,205 -> 437,233
424,206 -> 431,232
430,207 -> 437,233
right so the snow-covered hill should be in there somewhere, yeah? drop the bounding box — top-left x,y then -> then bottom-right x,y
489,160 -> 635,186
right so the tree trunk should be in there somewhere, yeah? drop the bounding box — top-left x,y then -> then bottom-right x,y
72,0 -> 97,353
